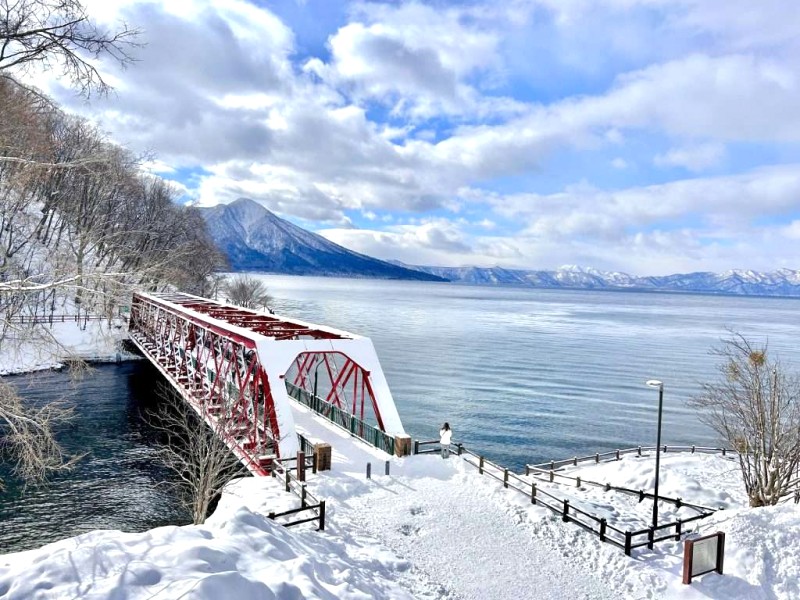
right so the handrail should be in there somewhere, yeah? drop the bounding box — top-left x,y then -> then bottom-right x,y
526,466 -> 718,513
268,501 -> 326,530
527,445 -> 732,472
286,382 -> 395,455
419,438 -> 720,556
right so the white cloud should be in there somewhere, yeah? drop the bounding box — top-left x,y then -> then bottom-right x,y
22,0 -> 800,275
654,143 -> 726,172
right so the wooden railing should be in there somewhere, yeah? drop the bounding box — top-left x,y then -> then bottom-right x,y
415,440 -> 721,555
526,445 -> 730,473
269,452 -> 326,530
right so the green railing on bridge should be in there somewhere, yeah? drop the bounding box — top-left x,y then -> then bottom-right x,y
286,382 -> 395,455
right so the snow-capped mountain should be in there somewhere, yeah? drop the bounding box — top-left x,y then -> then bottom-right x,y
199,199 -> 444,281
407,264 -> 800,297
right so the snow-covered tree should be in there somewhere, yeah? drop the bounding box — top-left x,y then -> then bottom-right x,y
692,333 -> 800,506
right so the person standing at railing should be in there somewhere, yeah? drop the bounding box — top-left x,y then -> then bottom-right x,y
439,422 -> 452,458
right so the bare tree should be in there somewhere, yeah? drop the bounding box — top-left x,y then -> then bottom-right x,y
0,0 -> 140,96
691,333 -> 800,507
149,388 -> 245,525
223,275 -> 272,310
0,378 -> 76,490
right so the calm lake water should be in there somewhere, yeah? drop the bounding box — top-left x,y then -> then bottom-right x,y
259,276 -> 800,469
3,277 -> 800,552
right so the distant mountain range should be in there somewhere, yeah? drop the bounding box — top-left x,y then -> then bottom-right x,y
201,199 -> 800,297
199,198 -> 443,281
401,264 -> 800,297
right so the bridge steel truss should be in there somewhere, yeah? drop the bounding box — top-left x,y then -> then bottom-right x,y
128,291 -> 406,475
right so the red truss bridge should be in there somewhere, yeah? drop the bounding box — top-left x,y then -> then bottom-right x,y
128,292 -> 408,475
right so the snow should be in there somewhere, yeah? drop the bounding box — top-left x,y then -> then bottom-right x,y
3,391 -> 799,600
0,320 -> 797,599
0,318 -> 135,375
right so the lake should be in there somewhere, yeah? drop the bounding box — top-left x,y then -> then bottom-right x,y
257,276 -> 800,469
4,277 -> 800,552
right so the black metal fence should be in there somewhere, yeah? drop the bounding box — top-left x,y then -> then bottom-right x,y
286,382 -> 395,455
414,439 -> 722,555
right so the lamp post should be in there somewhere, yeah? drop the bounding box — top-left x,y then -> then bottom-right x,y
312,357 -> 326,401
646,379 -> 664,541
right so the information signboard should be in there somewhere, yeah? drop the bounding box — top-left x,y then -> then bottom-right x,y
683,532 -> 725,584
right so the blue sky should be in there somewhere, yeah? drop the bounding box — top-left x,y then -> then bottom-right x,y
37,0 -> 800,274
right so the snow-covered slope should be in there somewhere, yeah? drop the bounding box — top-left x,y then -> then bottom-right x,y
409,264 -> 800,297
2,439 -> 799,599
200,199 -> 444,281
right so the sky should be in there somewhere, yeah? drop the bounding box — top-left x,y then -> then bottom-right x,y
31,0 -> 800,275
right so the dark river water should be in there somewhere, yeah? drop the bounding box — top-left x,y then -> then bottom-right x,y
5,278 -> 800,554
0,362 -> 191,554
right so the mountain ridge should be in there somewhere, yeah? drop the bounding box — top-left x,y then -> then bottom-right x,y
199,199 -> 445,282
402,263 -> 800,297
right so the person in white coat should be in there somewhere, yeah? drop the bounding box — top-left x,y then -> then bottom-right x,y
439,422 -> 452,458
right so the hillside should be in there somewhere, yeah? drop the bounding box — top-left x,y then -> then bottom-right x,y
199,199 -> 444,281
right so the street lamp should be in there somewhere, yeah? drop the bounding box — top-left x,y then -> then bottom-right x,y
313,357 -> 326,400
646,379 -> 664,543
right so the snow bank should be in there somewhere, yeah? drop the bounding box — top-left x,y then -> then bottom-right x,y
0,319 -> 134,375
2,401 -> 799,600
0,503 -> 412,600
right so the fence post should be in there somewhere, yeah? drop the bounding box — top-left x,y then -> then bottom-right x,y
600,518 -> 607,542
531,483 -> 537,505
624,532 -> 632,556
576,476 -> 581,488
457,443 -> 463,456
639,490 -> 645,503
366,462 -> 372,479
550,460 -> 554,470
285,469 -> 291,493
414,440 -> 419,455
525,464 -> 530,476
691,445 -> 696,454
297,452 -> 306,482
722,447 -> 726,456
573,456 -> 578,466
479,456 -> 484,475
675,519 -> 682,541
549,470 -> 554,483
595,453 -> 599,463
503,469 -> 509,488
385,460 -> 390,476
638,446 -> 642,457
268,511 -> 275,520
616,449 -> 620,460
301,484 -> 307,508
562,500 -> 570,522
647,527 -> 655,550
318,501 -> 326,531
312,452 -> 318,474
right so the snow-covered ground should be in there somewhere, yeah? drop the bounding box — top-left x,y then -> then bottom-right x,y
0,318 -> 134,375
1,396 -> 798,599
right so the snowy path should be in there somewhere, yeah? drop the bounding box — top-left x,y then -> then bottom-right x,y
290,401 -> 614,599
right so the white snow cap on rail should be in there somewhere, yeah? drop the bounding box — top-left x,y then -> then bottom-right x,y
255,337 -> 406,436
